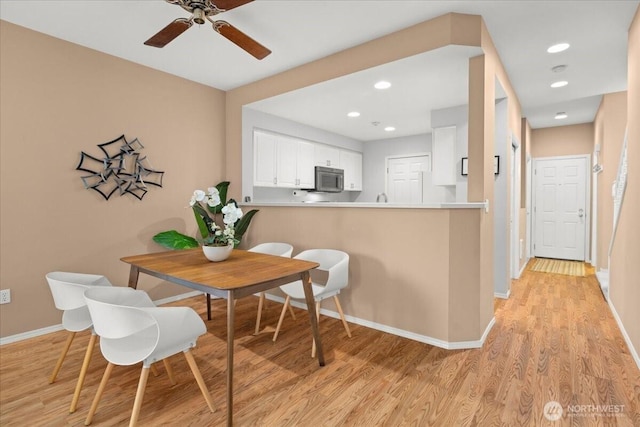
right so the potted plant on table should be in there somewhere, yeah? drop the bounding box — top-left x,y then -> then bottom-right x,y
153,181 -> 258,261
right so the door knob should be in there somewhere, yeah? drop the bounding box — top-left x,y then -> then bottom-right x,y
578,208 -> 584,218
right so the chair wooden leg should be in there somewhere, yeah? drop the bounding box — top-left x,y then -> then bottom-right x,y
254,292 -> 265,335
50,331 -> 76,384
312,301 -> 321,358
150,364 -> 159,377
85,362 -> 114,426
69,333 -> 96,413
129,366 -> 150,427
333,295 -> 352,338
162,359 -> 176,385
272,296 -> 290,342
183,350 -> 215,413
288,303 -> 297,320
206,293 -> 212,321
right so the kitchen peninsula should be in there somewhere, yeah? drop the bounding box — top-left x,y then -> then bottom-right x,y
240,200 -> 492,350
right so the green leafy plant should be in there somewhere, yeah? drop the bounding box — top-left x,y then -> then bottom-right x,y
153,181 -> 258,250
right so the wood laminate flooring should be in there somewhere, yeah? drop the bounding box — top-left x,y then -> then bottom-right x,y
1,262 -> 638,426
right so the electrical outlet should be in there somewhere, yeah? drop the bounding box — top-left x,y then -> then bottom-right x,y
0,289 -> 10,304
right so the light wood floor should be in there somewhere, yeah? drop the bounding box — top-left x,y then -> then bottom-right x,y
1,262 -> 638,426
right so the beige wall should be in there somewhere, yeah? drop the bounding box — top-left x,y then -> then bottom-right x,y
593,92 -> 628,270
243,206 -> 482,341
609,7 -> 640,366
0,21 -> 226,337
531,123 -> 594,158
228,13 -> 523,344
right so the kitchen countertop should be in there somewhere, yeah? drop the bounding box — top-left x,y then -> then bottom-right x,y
242,201 -> 487,209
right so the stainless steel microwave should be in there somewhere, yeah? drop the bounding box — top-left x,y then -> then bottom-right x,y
312,166 -> 344,193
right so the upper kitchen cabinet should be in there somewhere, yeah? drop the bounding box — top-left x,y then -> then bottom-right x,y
254,130 -> 278,187
432,126 -> 457,186
340,150 -> 363,191
253,130 -> 314,188
314,143 -> 341,167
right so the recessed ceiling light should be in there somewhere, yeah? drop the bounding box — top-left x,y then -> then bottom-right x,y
555,112 -> 568,120
384,126 -> 396,132
347,111 -> 360,118
547,43 -> 570,53
551,81 -> 568,88
374,81 -> 391,90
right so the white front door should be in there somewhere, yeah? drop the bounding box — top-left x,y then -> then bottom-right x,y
387,155 -> 429,204
533,156 -> 588,261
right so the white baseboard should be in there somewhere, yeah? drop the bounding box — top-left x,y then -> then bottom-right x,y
519,257 -> 530,277
494,290 -> 511,299
595,269 -> 609,301
606,294 -> 640,371
0,290 -> 204,346
0,324 -> 64,346
2,290 -> 497,351
264,294 -> 496,350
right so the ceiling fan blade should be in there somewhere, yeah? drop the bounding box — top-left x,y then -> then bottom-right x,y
213,0 -> 254,12
213,21 -> 271,60
144,18 -> 193,48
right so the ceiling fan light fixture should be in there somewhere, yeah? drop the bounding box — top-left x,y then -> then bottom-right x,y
193,8 -> 206,25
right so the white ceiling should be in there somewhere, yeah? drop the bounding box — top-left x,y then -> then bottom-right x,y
1,0 -> 637,137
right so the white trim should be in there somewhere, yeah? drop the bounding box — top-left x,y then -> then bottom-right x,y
0,290 -> 204,346
265,294 -> 496,350
494,290 -> 511,299
0,324 -> 64,346
152,290 -> 204,306
518,257 -> 530,278
1,290 -> 498,351
607,295 -> 640,371
595,269 -> 609,301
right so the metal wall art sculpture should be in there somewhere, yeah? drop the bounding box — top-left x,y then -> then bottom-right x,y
76,135 -> 164,200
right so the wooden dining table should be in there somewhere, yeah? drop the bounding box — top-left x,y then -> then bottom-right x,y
121,248 -> 324,426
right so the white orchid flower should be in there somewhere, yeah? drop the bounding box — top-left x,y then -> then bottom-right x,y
193,189 -> 206,202
222,203 -> 243,224
207,194 -> 221,207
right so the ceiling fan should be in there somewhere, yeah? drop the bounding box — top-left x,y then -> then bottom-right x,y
144,0 -> 271,60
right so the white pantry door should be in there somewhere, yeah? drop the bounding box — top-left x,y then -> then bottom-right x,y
387,155 -> 429,204
533,156 -> 587,261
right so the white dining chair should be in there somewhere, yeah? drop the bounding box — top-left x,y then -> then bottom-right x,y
46,272 -> 114,413
83,286 -> 214,427
248,242 -> 294,334
272,249 -> 352,357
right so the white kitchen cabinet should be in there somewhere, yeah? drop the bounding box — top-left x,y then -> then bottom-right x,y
253,130 -> 314,188
314,144 -> 340,167
253,131 -> 278,187
432,126 -> 457,186
295,140 -> 315,188
340,150 -> 362,191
